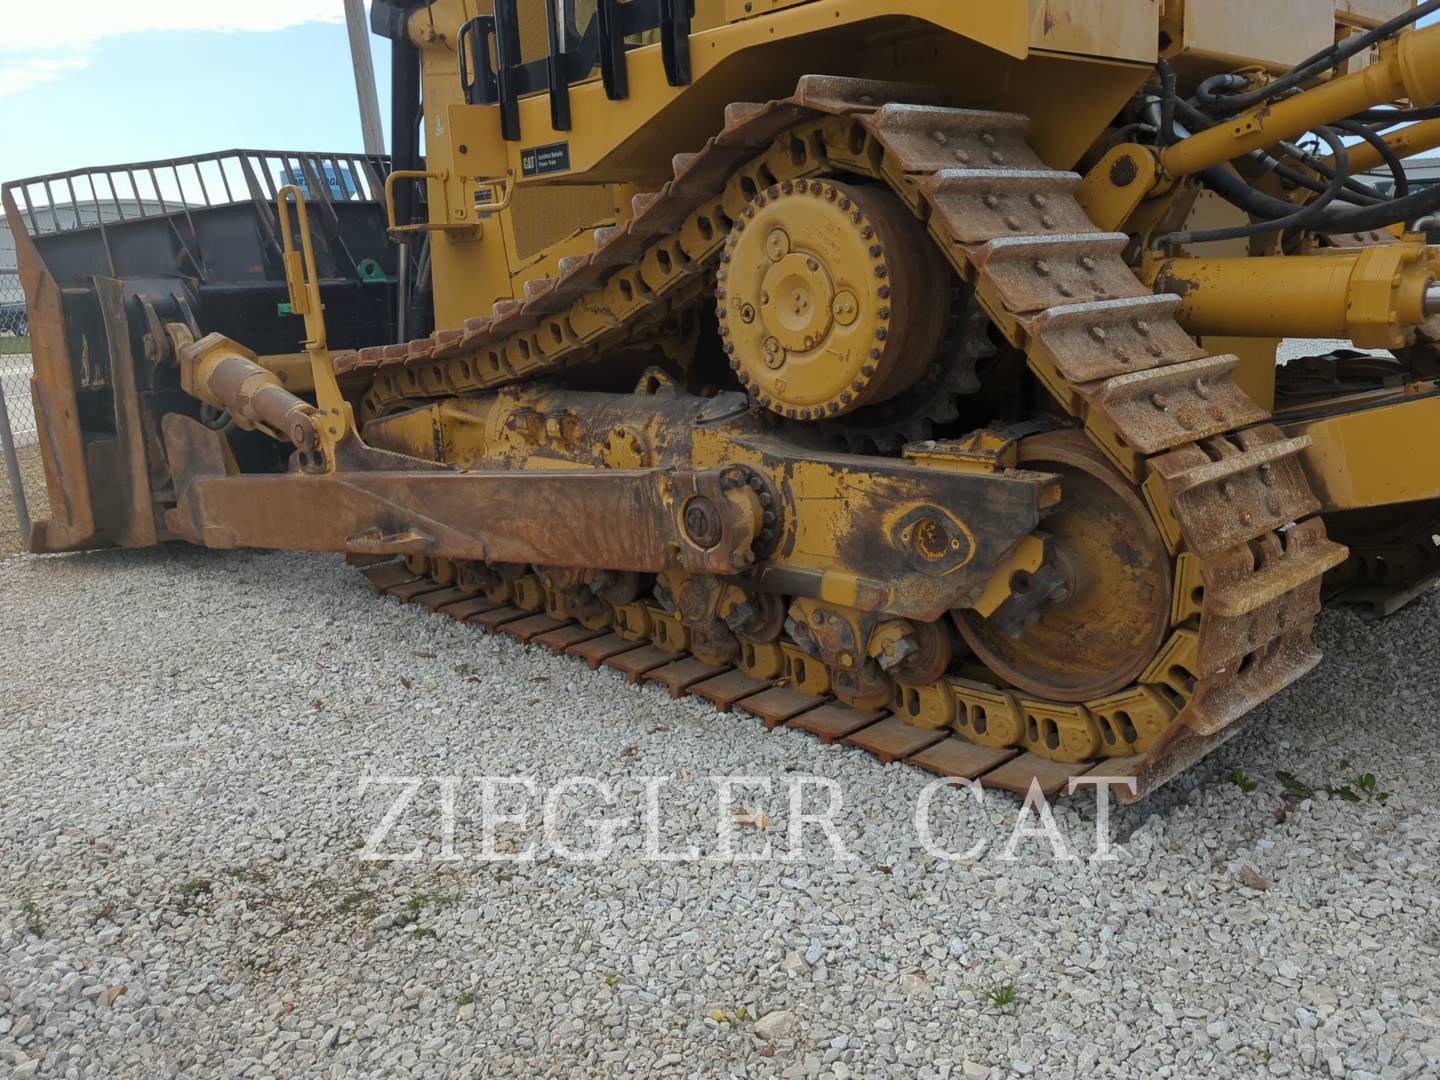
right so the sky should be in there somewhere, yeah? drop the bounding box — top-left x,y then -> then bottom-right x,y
0,4 -> 1435,188
0,3 -> 393,186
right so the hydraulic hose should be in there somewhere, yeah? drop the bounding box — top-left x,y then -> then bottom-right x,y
1156,127 -> 1349,247
1354,105 -> 1440,126
1159,99 -> 1440,235
1196,0 -> 1440,113
1194,159 -> 1440,235
1332,119 -> 1409,198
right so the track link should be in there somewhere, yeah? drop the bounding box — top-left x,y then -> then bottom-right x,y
359,559 -> 1101,800
336,78 -> 1352,799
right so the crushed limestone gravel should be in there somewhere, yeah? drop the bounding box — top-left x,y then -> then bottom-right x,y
1,547 -> 1438,1079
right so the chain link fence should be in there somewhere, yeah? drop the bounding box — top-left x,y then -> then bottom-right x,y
0,268 -> 47,555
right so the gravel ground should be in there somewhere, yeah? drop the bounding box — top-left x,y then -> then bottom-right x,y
1276,339 -> 1391,363
1,548 -> 1438,1080
0,444 -> 49,558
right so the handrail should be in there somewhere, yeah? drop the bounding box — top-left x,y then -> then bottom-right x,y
383,169 -> 510,236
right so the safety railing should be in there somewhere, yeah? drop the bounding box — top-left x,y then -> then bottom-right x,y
4,149 -> 389,240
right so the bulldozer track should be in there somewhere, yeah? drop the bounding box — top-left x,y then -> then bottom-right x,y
356,557 -> 1109,799
336,77 -> 1351,799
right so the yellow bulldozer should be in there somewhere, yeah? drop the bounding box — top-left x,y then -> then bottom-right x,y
6,0 -> 1440,800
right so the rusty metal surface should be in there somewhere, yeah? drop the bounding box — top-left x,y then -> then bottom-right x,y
956,432 -> 1173,702
980,753 -> 1091,798
566,632 -> 643,669
3,189 -> 94,552
1150,427 -> 1320,558
738,687 -> 828,729
443,596 -> 504,621
788,704 -> 887,743
387,578 -> 451,603
470,606 -> 527,631
361,562 -> 418,591
919,169 -> 1089,243
793,77 -> 951,117
416,587 -> 473,612
1188,629 -> 1323,739
165,414 -> 762,577
688,670 -> 771,712
842,715 -> 946,764
603,644 -> 675,683
863,105 -> 1040,174
533,624 -> 608,654
971,234 -> 1146,314
908,738 -> 1019,780
1023,295 -> 1206,384
1196,519 -> 1346,675
1084,356 -> 1269,455
497,613 -> 568,643
643,658 -> 732,699
1111,637 -> 1323,801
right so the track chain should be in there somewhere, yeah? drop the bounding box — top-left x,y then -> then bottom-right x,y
359,558 -> 1103,800
336,78 -> 1351,797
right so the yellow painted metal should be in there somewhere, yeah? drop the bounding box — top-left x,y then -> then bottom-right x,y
409,0 -> 1157,327
948,678 -> 1027,749
1017,698 -> 1104,762
1337,117 -> 1440,176
277,186 -> 355,467
1026,0 -> 1158,63
442,1 -> 1033,185
1159,22 -> 1440,178
723,0 -> 810,20
783,640 -> 832,696
253,353 -> 316,393
1086,685 -> 1175,753
1076,143 -> 1161,232
892,679 -> 957,730
384,169 -> 484,236
967,536 -> 1049,619
1336,1 -> 1416,29
1196,335 -> 1279,412
719,179 -> 942,418
1282,388 -> 1440,511
173,330 -> 318,452
1175,0 -> 1335,73
738,638 -> 785,680
1150,245 -> 1437,349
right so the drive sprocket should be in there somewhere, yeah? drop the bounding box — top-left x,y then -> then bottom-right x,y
716,179 -> 949,419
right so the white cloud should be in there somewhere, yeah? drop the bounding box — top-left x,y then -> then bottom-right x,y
0,1 -> 349,96
2,1 -> 346,51
0,55 -> 90,98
